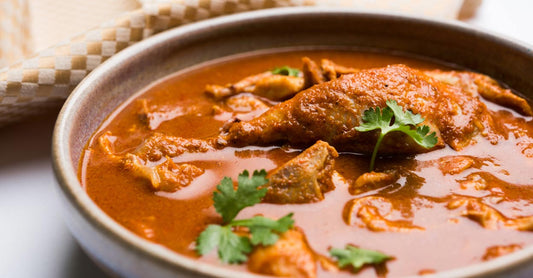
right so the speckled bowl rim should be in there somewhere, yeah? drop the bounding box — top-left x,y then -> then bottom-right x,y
52,7 -> 533,278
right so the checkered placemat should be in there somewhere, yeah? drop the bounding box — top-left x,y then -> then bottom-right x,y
0,0 -> 474,127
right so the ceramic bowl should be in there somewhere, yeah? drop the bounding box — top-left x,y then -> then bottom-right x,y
52,7 -> 533,278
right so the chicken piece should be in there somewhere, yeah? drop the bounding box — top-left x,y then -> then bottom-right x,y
223,64 -> 504,153
253,75 -> 304,100
223,95 -> 270,122
414,155 -> 484,176
447,197 -> 533,231
424,70 -> 533,116
482,244 -> 522,261
137,99 -> 188,130
513,217 -> 533,231
248,228 -> 317,278
302,57 -> 326,88
212,94 -> 271,123
132,133 -> 214,162
447,198 -> 505,229
124,154 -> 204,192
98,132 -> 210,192
205,72 -> 273,99
321,59 -> 359,80
98,131 -> 120,160
263,141 -> 338,204
303,57 -> 359,88
205,71 -> 304,101
349,171 -> 399,195
458,173 -> 489,191
225,94 -> 269,113
343,196 -> 424,232
437,156 -> 476,175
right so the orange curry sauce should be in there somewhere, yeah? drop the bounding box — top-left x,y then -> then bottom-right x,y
80,49 -> 533,277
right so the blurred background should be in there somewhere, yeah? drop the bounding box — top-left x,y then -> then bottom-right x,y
1,1 -> 532,278
1,0 -> 483,69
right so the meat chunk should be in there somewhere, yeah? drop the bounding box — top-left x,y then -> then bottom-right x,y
205,72 -> 273,99
98,131 -> 120,160
225,94 -> 269,112
302,57 -> 359,88
124,154 -> 204,192
253,75 -> 304,101
320,59 -> 359,80
211,93 -> 272,123
302,57 -> 326,88
458,173 -> 489,191
248,228 -> 317,278
137,99 -> 188,130
482,244 -> 522,261
97,132 -> 209,192
205,71 -> 304,101
132,133 -> 214,161
437,156 -> 476,175
447,197 -> 533,231
424,70 -> 533,116
223,64 -> 504,153
223,94 -> 271,121
447,198 -> 506,229
349,171 -> 399,195
263,141 -> 338,204
343,196 -> 424,232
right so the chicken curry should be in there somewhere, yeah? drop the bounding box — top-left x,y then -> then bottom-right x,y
80,49 -> 533,277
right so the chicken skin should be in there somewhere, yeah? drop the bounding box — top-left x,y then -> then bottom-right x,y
222,64 -> 511,153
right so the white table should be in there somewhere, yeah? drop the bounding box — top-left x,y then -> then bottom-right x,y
1,1 -> 532,277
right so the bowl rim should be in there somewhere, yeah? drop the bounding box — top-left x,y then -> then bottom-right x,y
52,6 -> 533,278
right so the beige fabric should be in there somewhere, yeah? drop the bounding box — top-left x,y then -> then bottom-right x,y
315,0 -> 466,19
0,0 -> 476,126
0,0 -> 32,67
30,0 -> 141,53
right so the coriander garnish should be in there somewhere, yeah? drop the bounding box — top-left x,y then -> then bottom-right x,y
355,100 -> 438,171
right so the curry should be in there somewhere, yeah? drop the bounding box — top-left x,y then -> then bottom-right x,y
80,49 -> 533,277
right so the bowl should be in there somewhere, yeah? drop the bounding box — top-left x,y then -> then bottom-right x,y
52,7 -> 533,278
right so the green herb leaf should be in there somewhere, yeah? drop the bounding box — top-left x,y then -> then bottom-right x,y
195,214 -> 294,263
386,99 -> 424,126
355,100 -> 438,171
195,224 -> 252,264
231,213 -> 294,245
330,245 -> 392,272
213,170 -> 268,223
197,169 -> 297,264
271,66 -> 301,77
356,106 -> 395,133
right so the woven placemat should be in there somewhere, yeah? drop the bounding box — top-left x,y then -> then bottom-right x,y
0,0 -> 475,127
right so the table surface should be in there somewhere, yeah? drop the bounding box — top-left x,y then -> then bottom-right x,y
1,1 -> 532,277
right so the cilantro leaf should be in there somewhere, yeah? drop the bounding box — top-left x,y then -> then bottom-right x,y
195,224 -> 252,264
195,214 -> 294,263
213,170 -> 268,223
330,245 -> 392,272
197,169 -> 296,264
195,225 -> 222,256
386,99 -> 424,126
231,213 -> 294,245
271,66 -> 301,77
355,100 -> 438,171
395,124 -> 439,149
356,106 -> 394,133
